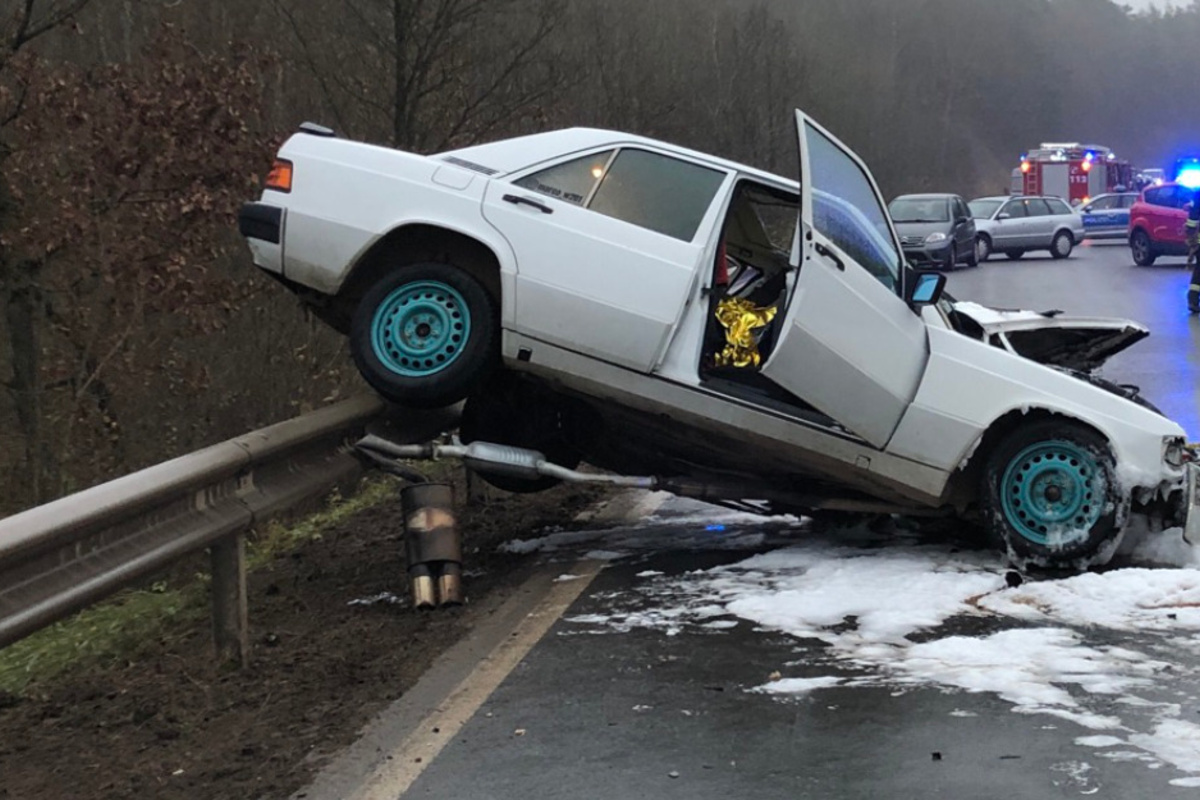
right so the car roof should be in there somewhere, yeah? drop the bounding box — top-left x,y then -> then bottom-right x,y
439,127 -> 797,188
972,195 -> 1065,202
892,193 -> 956,200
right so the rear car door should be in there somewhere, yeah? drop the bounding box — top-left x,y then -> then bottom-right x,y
1025,198 -> 1056,246
760,111 -> 928,449
1152,186 -> 1188,247
482,147 -> 730,372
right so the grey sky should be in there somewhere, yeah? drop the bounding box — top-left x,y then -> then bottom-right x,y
1121,0 -> 1188,10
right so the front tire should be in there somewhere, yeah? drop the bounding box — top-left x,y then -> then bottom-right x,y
1005,250 -> 1025,261
1130,230 -> 1157,266
980,421 -> 1127,569
943,244 -> 958,271
1051,231 -> 1074,259
350,263 -> 498,408
965,238 -> 979,268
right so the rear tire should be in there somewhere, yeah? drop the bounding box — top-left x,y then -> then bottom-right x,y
1051,231 -> 1074,259
977,235 -> 992,263
350,263 -> 498,408
980,420 -> 1127,570
1130,230 -> 1157,266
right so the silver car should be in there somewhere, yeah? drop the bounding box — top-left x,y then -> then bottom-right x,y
969,195 -> 1086,262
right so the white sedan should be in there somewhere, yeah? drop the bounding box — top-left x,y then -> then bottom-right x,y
238,114 -> 1197,570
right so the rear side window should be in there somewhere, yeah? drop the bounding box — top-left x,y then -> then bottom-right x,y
1045,198 -> 1072,215
1172,186 -> 1200,209
1026,199 -> 1053,217
1144,187 -> 1167,207
589,149 -> 725,241
514,150 -> 615,206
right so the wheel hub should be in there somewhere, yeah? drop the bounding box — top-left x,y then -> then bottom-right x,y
370,280 -> 472,377
1000,440 -> 1105,547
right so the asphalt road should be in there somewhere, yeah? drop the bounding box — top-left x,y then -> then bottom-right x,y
300,240 -> 1200,800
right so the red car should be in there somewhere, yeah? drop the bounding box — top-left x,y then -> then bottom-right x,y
1129,181 -> 1199,266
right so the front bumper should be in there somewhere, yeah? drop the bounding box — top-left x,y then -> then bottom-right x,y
902,242 -> 953,267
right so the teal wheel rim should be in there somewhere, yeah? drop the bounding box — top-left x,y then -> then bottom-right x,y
370,280 -> 471,377
1000,440 -> 1105,547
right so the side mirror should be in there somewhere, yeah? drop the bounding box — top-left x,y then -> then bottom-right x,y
956,216 -> 970,225
908,271 -> 946,306
1081,205 -> 1093,213
997,212 -> 1011,220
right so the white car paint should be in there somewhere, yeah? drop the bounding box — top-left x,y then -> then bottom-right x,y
239,116 -> 1195,567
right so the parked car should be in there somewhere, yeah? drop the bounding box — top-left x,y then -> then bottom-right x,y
887,193 -> 977,269
969,195 -> 1085,261
239,114 -> 1196,571
1128,181 -> 1198,266
1079,192 -> 1139,240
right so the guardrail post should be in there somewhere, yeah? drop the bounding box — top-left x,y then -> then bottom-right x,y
211,533 -> 249,666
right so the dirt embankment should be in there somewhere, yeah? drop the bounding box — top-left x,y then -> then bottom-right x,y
0,473 -> 609,800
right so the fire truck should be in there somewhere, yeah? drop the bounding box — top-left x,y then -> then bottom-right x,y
1010,143 -> 1134,205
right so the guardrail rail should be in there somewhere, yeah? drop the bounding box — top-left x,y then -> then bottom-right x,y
0,395 -> 447,665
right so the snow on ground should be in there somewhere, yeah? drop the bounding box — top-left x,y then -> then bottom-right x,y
535,499 -> 1200,783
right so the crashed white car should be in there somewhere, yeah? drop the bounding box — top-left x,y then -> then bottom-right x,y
238,114 -> 1199,570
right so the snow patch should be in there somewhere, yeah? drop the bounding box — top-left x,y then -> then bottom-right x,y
753,676 -> 842,695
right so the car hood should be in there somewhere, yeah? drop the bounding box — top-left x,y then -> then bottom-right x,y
951,301 -> 1149,372
893,220 -> 952,238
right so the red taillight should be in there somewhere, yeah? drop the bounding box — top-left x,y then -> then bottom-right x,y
266,158 -> 293,193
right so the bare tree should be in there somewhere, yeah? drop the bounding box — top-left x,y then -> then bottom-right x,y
271,0 -> 565,151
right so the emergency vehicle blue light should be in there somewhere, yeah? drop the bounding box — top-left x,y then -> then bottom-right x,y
1177,168 -> 1200,189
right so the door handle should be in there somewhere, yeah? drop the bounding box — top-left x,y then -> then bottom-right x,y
502,194 -> 554,214
814,242 -> 844,271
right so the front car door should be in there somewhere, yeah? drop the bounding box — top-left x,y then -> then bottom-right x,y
952,196 -> 976,255
482,147 -> 730,372
993,198 -> 1031,249
760,111 -> 929,449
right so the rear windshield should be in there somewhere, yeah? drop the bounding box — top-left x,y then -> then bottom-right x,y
969,199 -> 1003,219
888,197 -> 949,223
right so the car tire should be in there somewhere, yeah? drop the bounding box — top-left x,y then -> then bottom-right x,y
459,376 -> 581,494
350,262 -> 498,408
943,244 -> 957,271
1130,230 -> 1157,266
1050,231 -> 1074,259
965,238 -> 979,268
976,235 -> 992,263
1005,250 -> 1025,261
980,420 -> 1127,570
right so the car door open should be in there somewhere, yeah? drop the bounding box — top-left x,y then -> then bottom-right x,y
760,111 -> 929,449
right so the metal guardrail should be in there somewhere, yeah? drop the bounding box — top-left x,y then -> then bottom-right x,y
0,395 -> 462,664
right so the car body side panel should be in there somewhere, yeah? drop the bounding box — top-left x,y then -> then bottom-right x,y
887,327 -> 1185,489
502,330 -> 950,506
480,167 -> 728,373
270,134 -> 519,309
